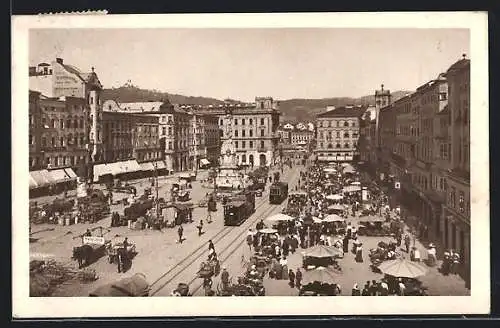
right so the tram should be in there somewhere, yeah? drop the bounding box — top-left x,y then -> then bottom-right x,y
269,182 -> 289,205
223,191 -> 256,226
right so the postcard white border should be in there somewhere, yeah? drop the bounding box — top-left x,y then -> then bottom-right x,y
12,12 -> 489,317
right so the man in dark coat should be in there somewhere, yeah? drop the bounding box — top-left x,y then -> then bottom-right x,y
343,235 -> 349,253
295,268 -> 302,289
178,225 -> 184,243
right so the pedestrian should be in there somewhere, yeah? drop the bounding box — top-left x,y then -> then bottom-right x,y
221,267 -> 229,290
177,225 -> 184,243
208,239 -> 215,253
342,235 -> 349,253
404,234 -> 411,253
295,268 -> 302,289
246,229 -> 254,251
361,283 -> 370,296
355,243 -> 363,263
288,269 -> 295,288
370,280 -> 378,296
197,220 -> 204,236
352,283 -> 361,296
398,278 -> 406,296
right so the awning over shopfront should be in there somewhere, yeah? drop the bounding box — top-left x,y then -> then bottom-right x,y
64,168 -> 78,180
119,160 -> 142,174
155,161 -> 166,170
47,169 -> 74,184
140,162 -> 155,171
30,169 -> 54,187
29,175 -> 38,189
200,158 -> 210,165
93,164 -> 113,182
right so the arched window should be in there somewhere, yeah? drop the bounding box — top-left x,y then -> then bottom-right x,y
344,132 -> 349,138
344,121 -> 349,127
67,133 -> 73,145
344,143 -> 349,148
51,119 -> 56,128
66,119 -> 72,128
327,143 -> 333,149
336,143 -> 341,149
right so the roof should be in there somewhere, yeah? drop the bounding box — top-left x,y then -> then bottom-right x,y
446,58 -> 470,74
316,106 -> 366,118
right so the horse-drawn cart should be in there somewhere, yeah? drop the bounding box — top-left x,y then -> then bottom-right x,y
107,242 -> 137,264
72,235 -> 110,269
197,259 -> 221,278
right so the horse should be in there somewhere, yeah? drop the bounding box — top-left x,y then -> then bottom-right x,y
72,244 -> 94,269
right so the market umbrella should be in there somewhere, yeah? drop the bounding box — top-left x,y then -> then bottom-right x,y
378,258 -> 428,279
323,167 -> 337,173
328,204 -> 346,211
302,266 -> 340,284
350,181 -> 361,186
259,228 -> 278,234
312,216 -> 323,224
323,214 -> 345,223
89,273 -> 150,297
266,213 -> 295,223
343,185 -> 361,193
325,194 -> 343,201
304,244 -> 343,258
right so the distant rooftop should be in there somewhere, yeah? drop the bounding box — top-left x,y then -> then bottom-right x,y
316,105 -> 366,118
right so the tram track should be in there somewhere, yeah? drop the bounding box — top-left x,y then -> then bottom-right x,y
148,167 -> 301,296
148,189 -> 272,295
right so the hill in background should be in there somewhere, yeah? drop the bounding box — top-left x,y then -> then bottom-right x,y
101,85 -> 410,122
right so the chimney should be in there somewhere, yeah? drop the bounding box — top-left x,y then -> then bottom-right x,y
56,58 -> 63,64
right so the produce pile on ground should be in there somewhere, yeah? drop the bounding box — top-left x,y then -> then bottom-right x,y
30,260 -> 98,297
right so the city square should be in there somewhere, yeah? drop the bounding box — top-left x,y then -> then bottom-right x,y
25,27 -> 473,299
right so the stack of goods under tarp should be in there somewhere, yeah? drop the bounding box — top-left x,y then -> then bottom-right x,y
30,257 -> 98,297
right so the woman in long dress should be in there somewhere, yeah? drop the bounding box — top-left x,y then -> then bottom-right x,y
355,244 -> 363,263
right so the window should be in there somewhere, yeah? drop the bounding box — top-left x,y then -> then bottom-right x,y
162,127 -> 167,135
242,154 -> 246,163
242,130 -> 246,137
336,121 -> 340,127
450,187 -> 456,208
344,143 -> 349,149
249,130 -> 253,137
260,118 -> 265,126
249,119 -> 253,125
219,119 -> 223,126
336,132 -> 340,138
336,143 -> 341,149
260,129 -> 265,137
29,135 -> 33,145
242,119 -> 245,125
235,141 -> 238,148
168,127 -> 172,136
439,92 -> 447,101
352,121 -> 356,127
234,119 -> 238,125
459,191 -> 465,212
235,130 -> 239,137
249,141 -> 253,148
344,122 -> 349,127
344,132 -> 349,138
42,137 -> 47,147
260,141 -> 265,149
242,141 -> 246,148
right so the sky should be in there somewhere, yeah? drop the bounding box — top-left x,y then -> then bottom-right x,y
29,28 -> 469,102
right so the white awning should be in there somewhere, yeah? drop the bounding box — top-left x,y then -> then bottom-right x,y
93,164 -> 112,182
48,169 -> 71,184
119,160 -> 142,173
64,168 -> 78,180
140,162 -> 155,171
155,161 -> 166,170
201,159 -> 210,165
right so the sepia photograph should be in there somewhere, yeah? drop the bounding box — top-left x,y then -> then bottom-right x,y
12,12 -> 489,317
